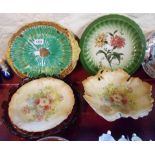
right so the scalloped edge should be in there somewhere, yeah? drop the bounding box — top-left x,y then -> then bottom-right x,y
6,21 -> 80,78
82,69 -> 154,122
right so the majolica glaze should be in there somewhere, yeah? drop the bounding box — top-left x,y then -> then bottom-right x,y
7,21 -> 80,78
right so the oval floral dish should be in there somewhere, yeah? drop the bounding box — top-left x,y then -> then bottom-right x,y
80,14 -> 146,75
7,78 -> 77,137
7,21 -> 80,78
2,78 -> 80,140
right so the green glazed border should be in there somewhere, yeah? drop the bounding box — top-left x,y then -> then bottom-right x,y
80,14 -> 146,75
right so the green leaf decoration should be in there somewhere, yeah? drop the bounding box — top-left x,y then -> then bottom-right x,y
7,22 -> 80,78
114,30 -> 118,34
96,50 -> 107,56
109,32 -> 114,36
111,52 -> 124,64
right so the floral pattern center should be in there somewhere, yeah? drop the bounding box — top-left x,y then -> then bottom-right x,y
21,86 -> 63,121
95,30 -> 125,68
103,83 -> 135,107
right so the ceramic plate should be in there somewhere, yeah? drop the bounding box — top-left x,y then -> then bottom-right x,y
2,78 -> 80,140
7,21 -> 80,78
80,14 -> 146,75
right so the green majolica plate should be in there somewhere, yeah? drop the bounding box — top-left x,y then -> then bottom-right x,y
80,14 -> 146,75
7,21 -> 80,78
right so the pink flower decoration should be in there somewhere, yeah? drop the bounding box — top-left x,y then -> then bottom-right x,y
111,35 -> 125,48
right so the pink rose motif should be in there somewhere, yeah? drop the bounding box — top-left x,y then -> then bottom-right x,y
111,35 -> 125,48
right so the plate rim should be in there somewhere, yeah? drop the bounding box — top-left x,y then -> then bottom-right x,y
80,14 -> 146,75
6,21 -> 80,78
2,77 -> 81,140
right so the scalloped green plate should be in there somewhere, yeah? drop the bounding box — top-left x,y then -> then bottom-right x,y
80,14 -> 146,75
7,21 -> 80,78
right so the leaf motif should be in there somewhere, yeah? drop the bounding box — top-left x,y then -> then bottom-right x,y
104,40 -> 108,44
114,30 -> 118,34
107,50 -> 111,54
96,50 -> 109,64
107,53 -> 112,61
110,55 -> 117,63
112,52 -> 124,64
109,33 -> 114,36
96,50 -> 107,55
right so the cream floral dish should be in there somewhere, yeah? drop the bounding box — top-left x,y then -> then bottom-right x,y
8,78 -> 75,133
82,69 -> 154,121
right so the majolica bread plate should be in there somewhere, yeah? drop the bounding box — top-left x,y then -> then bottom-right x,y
7,78 -> 77,138
7,21 -> 80,78
80,14 -> 146,75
